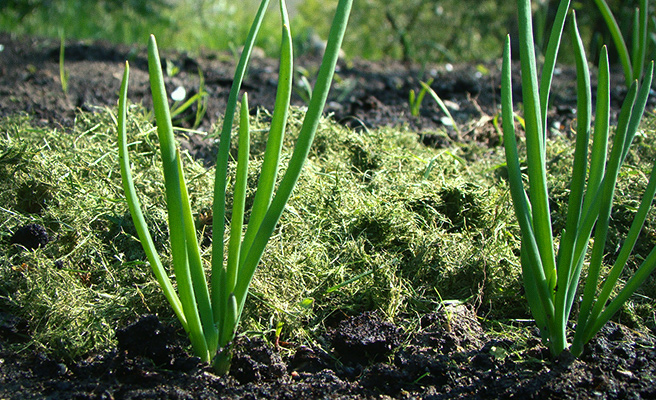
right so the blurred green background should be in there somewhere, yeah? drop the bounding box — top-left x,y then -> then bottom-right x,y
0,0 -> 651,63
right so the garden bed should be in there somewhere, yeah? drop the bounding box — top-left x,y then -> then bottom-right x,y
1,33 -> 656,399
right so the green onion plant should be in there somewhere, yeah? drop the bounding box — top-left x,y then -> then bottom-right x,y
532,0 -> 550,53
593,0 -> 649,85
501,0 -> 656,357
117,0 -> 352,373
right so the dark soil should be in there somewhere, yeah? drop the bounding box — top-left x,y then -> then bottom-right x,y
2,310 -> 656,399
2,32 -> 635,156
2,32 -> 656,399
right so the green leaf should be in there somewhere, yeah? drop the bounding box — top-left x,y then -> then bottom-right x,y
421,80 -> 460,136
176,148 -> 217,355
631,0 -> 648,81
553,11 -> 591,344
574,80 -> 639,347
234,0 -> 354,318
220,94 -> 250,347
148,34 -> 209,362
538,0 -> 570,141
239,3 -> 294,272
501,35 -> 554,336
593,0 -> 632,85
517,0 -> 556,296
117,61 -> 188,332
573,63 -> 655,353
211,0 -> 272,322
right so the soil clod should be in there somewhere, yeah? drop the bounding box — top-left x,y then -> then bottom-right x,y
10,223 -> 50,250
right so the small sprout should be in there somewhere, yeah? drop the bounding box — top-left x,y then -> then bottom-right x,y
294,66 -> 313,104
408,78 -> 433,117
475,64 -> 490,76
420,81 -> 461,137
274,321 -> 284,347
165,59 -> 180,77
59,30 -> 69,96
169,74 -> 208,128
489,346 -> 508,361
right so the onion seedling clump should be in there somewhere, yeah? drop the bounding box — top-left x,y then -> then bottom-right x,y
501,0 -> 656,357
117,0 -> 352,373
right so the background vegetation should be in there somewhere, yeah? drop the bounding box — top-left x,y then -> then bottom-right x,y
1,0 -> 652,63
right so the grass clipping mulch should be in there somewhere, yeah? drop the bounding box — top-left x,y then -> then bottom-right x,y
1,106 -> 655,360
